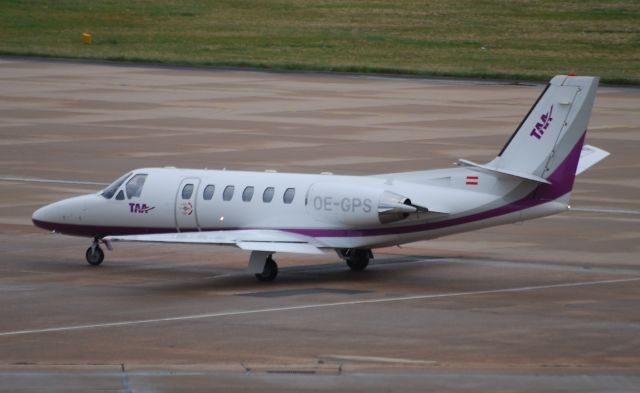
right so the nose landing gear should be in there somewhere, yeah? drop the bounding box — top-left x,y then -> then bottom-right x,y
85,237 -> 108,266
85,246 -> 104,266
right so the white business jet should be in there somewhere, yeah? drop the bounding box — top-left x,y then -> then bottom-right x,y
33,75 -> 609,281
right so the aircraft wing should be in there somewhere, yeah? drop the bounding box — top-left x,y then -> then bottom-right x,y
106,229 -> 325,255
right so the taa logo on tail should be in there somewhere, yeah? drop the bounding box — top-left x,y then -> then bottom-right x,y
530,106 -> 554,140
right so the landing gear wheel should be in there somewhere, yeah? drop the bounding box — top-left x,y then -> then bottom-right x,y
255,256 -> 278,282
85,245 -> 104,266
346,249 -> 370,271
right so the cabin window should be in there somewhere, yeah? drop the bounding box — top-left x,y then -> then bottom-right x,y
125,174 -> 147,199
223,185 -> 235,201
263,187 -> 275,203
283,188 -> 295,204
242,186 -> 254,202
115,190 -> 125,200
182,184 -> 194,199
203,185 -> 215,200
101,172 -> 131,199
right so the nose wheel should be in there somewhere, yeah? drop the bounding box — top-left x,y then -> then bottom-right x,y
85,245 -> 104,266
85,238 -> 106,266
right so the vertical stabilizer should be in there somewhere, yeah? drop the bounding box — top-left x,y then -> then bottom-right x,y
491,75 -> 599,183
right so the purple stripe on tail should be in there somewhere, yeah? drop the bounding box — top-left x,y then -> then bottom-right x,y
534,131 -> 586,201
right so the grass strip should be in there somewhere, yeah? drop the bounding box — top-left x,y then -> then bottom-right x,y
1,0 -> 638,84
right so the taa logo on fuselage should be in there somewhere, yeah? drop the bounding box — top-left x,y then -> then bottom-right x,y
129,203 -> 155,213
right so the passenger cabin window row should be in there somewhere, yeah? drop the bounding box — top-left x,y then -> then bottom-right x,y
191,184 -> 296,204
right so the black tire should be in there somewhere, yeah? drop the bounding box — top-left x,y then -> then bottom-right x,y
255,256 -> 278,282
85,246 -> 104,266
346,249 -> 370,271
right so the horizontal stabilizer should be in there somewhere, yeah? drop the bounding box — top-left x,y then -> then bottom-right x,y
107,229 -> 325,255
576,144 -> 610,175
457,159 -> 551,184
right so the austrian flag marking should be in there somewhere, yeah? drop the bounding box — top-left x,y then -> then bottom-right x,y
466,175 -> 479,185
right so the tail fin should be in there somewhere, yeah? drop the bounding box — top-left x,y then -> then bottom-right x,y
492,75 -> 599,182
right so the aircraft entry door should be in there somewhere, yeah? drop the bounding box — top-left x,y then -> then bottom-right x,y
175,178 -> 201,231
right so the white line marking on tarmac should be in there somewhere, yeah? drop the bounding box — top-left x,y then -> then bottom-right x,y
319,355 -> 436,365
570,207 -> 640,216
0,277 -> 639,337
0,176 -> 108,186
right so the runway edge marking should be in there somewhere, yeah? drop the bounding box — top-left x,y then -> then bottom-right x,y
1,277 -> 639,337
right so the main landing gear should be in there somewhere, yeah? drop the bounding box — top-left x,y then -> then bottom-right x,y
255,256 -> 278,282
249,251 -> 278,282
85,237 -> 109,266
339,248 -> 373,271
248,249 -> 372,282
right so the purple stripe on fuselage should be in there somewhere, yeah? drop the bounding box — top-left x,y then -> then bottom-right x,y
32,219 -> 178,238
33,132 -> 586,239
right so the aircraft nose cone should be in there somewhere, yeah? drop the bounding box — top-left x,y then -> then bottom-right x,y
32,194 -> 101,235
32,204 -> 56,231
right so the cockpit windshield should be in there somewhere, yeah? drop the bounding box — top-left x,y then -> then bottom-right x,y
100,172 -> 131,199
125,174 -> 147,199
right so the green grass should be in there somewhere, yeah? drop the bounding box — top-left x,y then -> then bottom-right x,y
1,0 -> 639,84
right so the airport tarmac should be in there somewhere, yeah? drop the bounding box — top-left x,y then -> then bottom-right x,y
0,58 -> 639,392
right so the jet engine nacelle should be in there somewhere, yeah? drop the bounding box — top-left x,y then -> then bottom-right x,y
306,182 -> 418,226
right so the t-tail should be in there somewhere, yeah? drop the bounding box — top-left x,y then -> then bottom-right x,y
459,75 -> 609,202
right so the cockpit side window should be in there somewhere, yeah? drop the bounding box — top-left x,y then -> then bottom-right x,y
126,174 -> 148,199
101,172 -> 132,199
